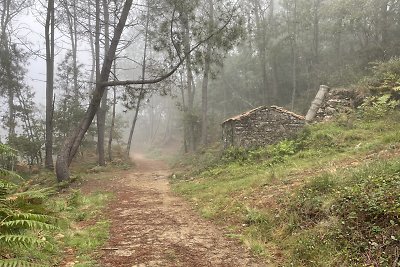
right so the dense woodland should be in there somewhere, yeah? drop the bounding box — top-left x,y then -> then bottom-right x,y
1,0 -> 400,179
1,0 -> 400,266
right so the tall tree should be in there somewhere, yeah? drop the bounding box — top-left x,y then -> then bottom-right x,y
200,0 -> 214,146
289,0 -> 298,111
126,3 -> 150,156
96,0 -> 111,166
252,0 -> 268,105
45,0 -> 55,169
56,0 -> 133,181
59,0 -> 79,95
0,0 -> 32,141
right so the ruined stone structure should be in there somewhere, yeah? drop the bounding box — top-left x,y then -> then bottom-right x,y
315,88 -> 362,121
222,106 -> 305,148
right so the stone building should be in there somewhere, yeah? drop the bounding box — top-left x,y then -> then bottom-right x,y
222,106 -> 305,148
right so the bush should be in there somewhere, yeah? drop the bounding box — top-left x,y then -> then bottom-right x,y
268,140 -> 298,164
364,58 -> 400,98
222,139 -> 299,165
288,174 -> 336,229
358,94 -> 399,120
333,161 -> 400,265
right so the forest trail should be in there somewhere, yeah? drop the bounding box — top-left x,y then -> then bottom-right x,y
96,154 -> 265,267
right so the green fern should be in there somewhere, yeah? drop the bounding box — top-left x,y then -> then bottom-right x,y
0,234 -> 47,248
0,259 -> 47,267
0,169 -> 21,182
7,213 -> 54,223
0,144 -> 57,265
1,220 -> 57,231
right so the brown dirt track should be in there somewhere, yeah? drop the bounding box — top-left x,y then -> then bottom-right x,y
95,154 -> 265,267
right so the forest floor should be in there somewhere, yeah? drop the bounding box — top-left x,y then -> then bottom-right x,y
82,153 -> 264,267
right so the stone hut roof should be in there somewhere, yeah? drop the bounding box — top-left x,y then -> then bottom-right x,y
222,105 -> 305,124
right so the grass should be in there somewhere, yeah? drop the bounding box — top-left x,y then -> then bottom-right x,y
6,157 -> 127,266
14,187 -> 112,266
171,111 -> 400,266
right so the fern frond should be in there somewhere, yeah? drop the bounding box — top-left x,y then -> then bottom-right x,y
0,259 -> 46,267
9,213 -> 55,223
0,180 -> 17,192
0,234 -> 47,248
0,169 -> 21,181
0,207 -> 14,216
11,188 -> 54,201
1,220 -> 57,231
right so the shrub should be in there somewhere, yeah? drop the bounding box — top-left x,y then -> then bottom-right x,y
222,147 -> 250,162
333,161 -> 400,265
358,94 -> 399,120
364,58 -> 400,98
268,140 -> 298,164
288,174 -> 336,229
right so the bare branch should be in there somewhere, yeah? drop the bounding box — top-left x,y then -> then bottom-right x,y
101,8 -> 235,87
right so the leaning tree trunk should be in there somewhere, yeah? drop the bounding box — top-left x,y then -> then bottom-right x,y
56,0 -> 133,182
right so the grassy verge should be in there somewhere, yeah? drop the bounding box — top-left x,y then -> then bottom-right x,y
2,155 -> 132,266
172,112 -> 400,266
11,181 -> 113,266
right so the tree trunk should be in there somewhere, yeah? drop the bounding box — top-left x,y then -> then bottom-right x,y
380,0 -> 389,58
96,0 -> 110,166
179,72 -> 188,153
312,0 -> 320,91
45,0 -> 55,170
56,0 -> 133,182
126,3 -> 150,156
126,90 -> 143,156
62,0 -> 79,95
107,2 -> 119,161
181,13 -> 196,152
268,0 -> 279,104
253,0 -> 268,105
201,0 -> 214,146
88,0 -> 95,94
290,0 -> 298,111
1,1 -> 15,140
108,87 -> 116,161
72,0 -> 78,95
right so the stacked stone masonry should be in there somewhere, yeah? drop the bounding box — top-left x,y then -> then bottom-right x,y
222,106 -> 305,148
315,88 -> 361,121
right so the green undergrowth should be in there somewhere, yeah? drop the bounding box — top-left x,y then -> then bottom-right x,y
1,184 -> 111,266
58,190 -> 111,266
172,111 -> 400,266
1,151 -> 115,266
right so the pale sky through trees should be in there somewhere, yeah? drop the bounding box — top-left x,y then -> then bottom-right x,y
14,8 -> 93,104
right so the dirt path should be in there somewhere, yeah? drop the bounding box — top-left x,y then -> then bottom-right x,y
96,154 -> 264,267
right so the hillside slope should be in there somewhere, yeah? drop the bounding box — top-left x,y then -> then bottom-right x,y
172,109 -> 400,266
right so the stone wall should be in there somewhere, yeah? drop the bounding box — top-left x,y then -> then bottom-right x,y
222,106 -> 305,148
315,88 -> 363,121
